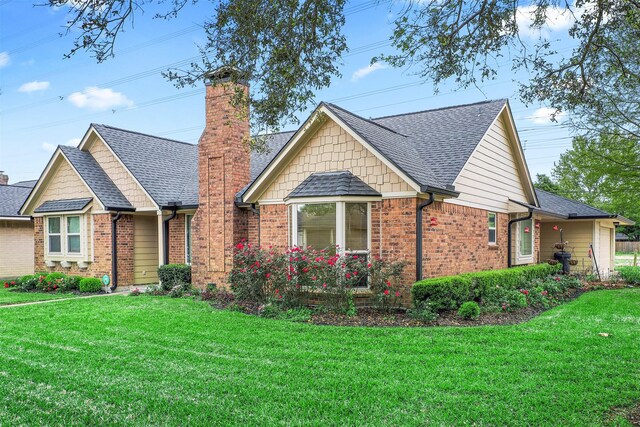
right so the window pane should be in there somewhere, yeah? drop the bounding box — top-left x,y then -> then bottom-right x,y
297,204 -> 336,250
68,235 -> 81,253
345,203 -> 368,251
489,229 -> 496,243
48,217 -> 60,233
186,215 -> 193,264
67,216 -> 80,233
488,213 -> 496,229
520,219 -> 533,256
49,235 -> 61,253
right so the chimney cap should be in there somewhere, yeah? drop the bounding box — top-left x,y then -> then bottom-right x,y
205,66 -> 249,86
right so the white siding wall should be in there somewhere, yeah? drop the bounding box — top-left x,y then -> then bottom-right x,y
447,115 -> 529,213
0,221 -> 34,278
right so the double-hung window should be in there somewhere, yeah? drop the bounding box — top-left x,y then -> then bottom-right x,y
46,215 -> 83,257
488,212 -> 497,244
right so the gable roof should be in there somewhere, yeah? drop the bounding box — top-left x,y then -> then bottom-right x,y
59,146 -> 133,211
286,171 -> 381,200
535,188 -> 634,224
91,124 -> 199,208
0,184 -> 33,218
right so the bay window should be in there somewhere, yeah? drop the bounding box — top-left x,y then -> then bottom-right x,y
46,214 -> 83,257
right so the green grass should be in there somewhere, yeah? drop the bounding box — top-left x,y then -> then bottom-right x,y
0,287 -> 78,305
0,291 -> 639,426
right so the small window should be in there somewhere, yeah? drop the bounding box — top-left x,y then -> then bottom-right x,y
48,217 -> 61,253
67,216 -> 81,253
185,214 -> 193,264
488,212 -> 497,244
519,218 -> 533,257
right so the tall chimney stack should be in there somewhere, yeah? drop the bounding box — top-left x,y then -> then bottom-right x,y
191,68 -> 251,287
0,171 -> 8,185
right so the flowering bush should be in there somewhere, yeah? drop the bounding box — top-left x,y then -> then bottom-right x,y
130,288 -> 142,296
228,241 -> 405,313
36,273 -> 67,292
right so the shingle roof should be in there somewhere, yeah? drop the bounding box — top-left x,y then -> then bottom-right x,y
34,198 -> 92,213
286,171 -> 381,199
535,188 -> 614,218
370,99 -> 507,188
0,184 -> 32,217
59,145 -> 133,211
11,180 -> 37,189
92,124 -> 199,208
250,131 -> 296,181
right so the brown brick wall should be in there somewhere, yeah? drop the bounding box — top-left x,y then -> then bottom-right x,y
248,210 -> 260,246
191,79 -> 250,288
33,213 -> 135,286
258,204 -> 289,251
168,213 -> 186,264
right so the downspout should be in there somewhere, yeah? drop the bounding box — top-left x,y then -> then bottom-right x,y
416,193 -> 435,282
111,212 -> 123,292
163,209 -> 178,265
507,209 -> 533,268
251,203 -> 260,246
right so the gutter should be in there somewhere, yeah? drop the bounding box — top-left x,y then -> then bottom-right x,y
420,185 -> 459,198
251,203 -> 260,246
415,192 -> 435,282
111,212 -> 123,292
507,208 -> 533,268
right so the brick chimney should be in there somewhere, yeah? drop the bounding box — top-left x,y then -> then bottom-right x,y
191,68 -> 251,287
0,171 -> 8,185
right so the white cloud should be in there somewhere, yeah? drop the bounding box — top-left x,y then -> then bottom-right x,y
528,107 -> 566,124
0,51 -> 10,68
516,5 -> 574,39
18,81 -> 51,93
42,142 -> 57,153
68,87 -> 133,111
67,138 -> 82,147
351,63 -> 386,82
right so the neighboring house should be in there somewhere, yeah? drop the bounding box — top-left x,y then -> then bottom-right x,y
616,232 -> 629,241
0,177 -> 36,278
18,69 -> 633,293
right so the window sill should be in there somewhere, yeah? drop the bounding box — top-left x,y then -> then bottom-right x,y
488,244 -> 499,250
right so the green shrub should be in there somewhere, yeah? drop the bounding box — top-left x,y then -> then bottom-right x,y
17,274 -> 41,291
412,276 -> 472,311
407,301 -> 438,322
458,301 -> 480,320
64,275 -> 83,291
618,266 -> 640,284
158,264 -> 192,291
167,281 -> 192,298
79,278 -> 103,293
38,272 -> 67,292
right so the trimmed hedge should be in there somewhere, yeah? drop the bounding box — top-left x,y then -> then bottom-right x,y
79,278 -> 103,293
412,263 -> 562,311
158,264 -> 192,291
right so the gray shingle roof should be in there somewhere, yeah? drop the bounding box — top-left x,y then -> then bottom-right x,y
11,180 -> 37,189
0,184 -> 32,217
370,99 -> 507,188
535,188 -> 614,218
286,171 -> 381,199
59,145 -> 133,211
34,198 -> 93,213
250,131 -> 296,181
92,124 -> 199,208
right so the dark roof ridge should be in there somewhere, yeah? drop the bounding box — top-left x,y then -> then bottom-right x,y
91,123 -> 196,147
534,187 -> 611,215
251,129 -> 297,138
372,98 -> 507,121
322,102 -> 408,137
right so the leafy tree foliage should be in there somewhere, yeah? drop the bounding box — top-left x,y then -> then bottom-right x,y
47,0 -> 640,146
534,173 -> 561,195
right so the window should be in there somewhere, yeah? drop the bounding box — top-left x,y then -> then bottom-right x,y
185,214 -> 193,264
517,218 -> 534,262
48,217 -> 61,254
291,201 -> 371,286
488,212 -> 497,244
46,214 -> 83,257
67,216 -> 81,253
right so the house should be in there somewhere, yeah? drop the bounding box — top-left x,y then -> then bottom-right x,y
17,69 -> 633,293
0,174 -> 36,278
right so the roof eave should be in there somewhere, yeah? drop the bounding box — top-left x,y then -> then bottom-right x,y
420,185 -> 460,198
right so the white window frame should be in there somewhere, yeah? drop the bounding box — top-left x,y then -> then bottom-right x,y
45,213 -> 85,259
66,216 -> 82,254
516,218 -> 534,264
47,216 -> 62,255
185,214 -> 193,264
289,201 -> 372,255
488,212 -> 497,245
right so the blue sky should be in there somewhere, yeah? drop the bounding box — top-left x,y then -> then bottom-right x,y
0,0 -> 574,184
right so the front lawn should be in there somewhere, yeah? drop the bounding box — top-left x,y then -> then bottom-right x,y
0,290 -> 639,426
0,287 -> 78,306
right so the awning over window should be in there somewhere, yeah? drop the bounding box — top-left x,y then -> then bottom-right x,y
286,171 -> 381,200
34,198 -> 93,213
